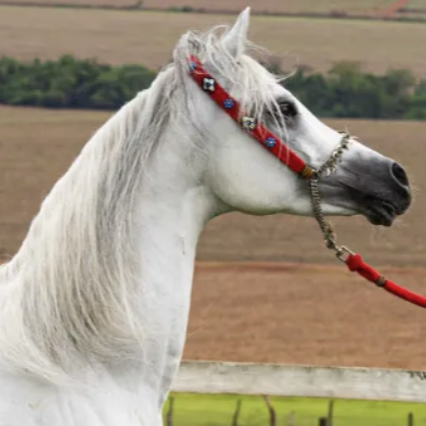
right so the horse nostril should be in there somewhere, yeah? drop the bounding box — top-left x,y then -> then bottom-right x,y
391,162 -> 410,188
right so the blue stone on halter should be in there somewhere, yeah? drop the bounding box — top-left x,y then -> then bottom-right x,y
266,137 -> 276,148
240,117 -> 256,131
202,78 -> 216,92
223,99 -> 234,109
189,61 -> 197,71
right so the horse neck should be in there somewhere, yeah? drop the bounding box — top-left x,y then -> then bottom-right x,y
109,136 -> 217,398
0,80 -> 217,383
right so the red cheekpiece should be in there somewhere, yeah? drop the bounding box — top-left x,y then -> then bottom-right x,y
189,55 -> 311,177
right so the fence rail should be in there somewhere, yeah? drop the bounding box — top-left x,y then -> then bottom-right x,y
173,361 -> 426,403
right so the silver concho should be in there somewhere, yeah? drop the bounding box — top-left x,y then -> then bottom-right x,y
202,78 -> 216,92
240,117 -> 257,131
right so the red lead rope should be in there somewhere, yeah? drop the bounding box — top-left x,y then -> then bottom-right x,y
346,254 -> 426,308
188,55 -> 426,310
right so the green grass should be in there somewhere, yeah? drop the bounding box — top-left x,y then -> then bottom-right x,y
163,393 -> 426,426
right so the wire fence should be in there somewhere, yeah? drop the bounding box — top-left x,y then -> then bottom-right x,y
163,396 -> 424,426
168,362 -> 426,426
169,418 -> 423,426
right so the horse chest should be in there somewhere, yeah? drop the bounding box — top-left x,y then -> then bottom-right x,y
0,368 -> 161,426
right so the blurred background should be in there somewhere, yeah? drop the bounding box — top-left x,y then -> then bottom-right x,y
1,0 -> 426,424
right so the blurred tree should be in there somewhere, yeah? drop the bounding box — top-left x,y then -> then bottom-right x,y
0,55 -> 424,121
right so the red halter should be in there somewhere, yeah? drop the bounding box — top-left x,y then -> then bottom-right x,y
188,55 -> 426,310
188,55 -> 315,179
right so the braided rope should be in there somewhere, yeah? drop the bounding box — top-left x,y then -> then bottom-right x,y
308,132 -> 351,252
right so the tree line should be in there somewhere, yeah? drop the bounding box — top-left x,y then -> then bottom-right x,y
1,55 -> 425,120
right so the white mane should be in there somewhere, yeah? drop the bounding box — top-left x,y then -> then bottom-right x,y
0,25 -> 283,383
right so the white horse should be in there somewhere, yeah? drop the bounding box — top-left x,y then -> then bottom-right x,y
0,8 -> 411,426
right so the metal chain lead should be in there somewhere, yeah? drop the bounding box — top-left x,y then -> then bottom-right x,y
309,177 -> 337,250
308,132 -> 352,258
316,132 -> 351,177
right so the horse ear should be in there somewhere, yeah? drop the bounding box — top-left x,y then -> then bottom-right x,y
222,7 -> 251,58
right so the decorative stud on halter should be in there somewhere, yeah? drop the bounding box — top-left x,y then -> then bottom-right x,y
202,78 -> 216,92
223,99 -> 235,109
240,117 -> 257,131
265,137 -> 277,148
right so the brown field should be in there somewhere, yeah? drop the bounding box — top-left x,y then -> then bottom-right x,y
401,0 -> 426,21
2,105 -> 426,368
0,0 -> 135,4
187,262 -> 426,369
407,0 -> 426,7
1,5 -> 426,76
142,0 -> 388,15
0,0 -> 392,15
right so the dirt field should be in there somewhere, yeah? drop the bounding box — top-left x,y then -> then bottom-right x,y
0,0 -> 135,4
0,0 -> 393,15
187,262 -> 426,369
409,0 -> 426,6
1,6 -> 426,76
142,0 -> 389,15
2,105 -> 426,369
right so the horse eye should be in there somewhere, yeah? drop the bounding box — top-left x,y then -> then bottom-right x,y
265,100 -> 298,123
279,101 -> 297,118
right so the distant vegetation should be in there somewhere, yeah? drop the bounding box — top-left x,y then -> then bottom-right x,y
283,62 -> 426,120
1,55 -> 426,120
0,55 -> 156,110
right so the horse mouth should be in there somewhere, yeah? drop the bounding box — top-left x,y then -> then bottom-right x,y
327,174 -> 412,227
364,201 -> 398,227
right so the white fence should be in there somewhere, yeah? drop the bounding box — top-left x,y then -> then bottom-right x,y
173,361 -> 426,403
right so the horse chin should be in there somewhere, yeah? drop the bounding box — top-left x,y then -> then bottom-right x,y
364,208 -> 396,227
320,175 -> 411,227
320,192 -> 399,227
361,198 -> 402,227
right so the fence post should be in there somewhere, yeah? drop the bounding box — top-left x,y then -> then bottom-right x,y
327,400 -> 334,426
231,399 -> 242,426
262,395 -> 276,426
166,396 -> 174,426
408,412 -> 414,426
318,417 -> 327,426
